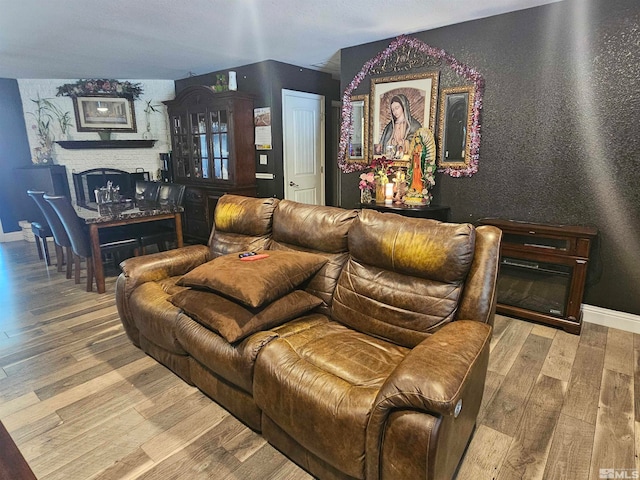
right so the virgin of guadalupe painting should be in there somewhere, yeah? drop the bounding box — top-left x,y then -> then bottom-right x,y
378,93 -> 422,160
371,72 -> 439,162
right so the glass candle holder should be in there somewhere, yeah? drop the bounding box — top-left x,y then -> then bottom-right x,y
385,182 -> 394,204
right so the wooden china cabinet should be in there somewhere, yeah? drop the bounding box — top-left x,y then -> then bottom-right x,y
165,86 -> 256,242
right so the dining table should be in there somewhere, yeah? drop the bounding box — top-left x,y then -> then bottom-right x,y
77,201 -> 184,294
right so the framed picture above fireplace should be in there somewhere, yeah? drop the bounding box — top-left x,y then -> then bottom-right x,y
73,96 -> 137,133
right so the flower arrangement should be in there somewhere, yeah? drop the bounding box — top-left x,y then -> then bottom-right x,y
358,171 -> 375,191
357,157 -> 394,203
56,79 -> 143,99
370,156 -> 393,184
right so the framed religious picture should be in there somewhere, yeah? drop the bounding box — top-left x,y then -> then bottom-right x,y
73,95 -> 137,133
346,94 -> 369,163
437,85 -> 475,169
370,72 -> 439,162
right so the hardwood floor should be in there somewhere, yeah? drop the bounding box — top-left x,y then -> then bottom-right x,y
0,239 -> 637,479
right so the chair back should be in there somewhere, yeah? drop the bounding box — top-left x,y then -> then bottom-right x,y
44,195 -> 92,258
27,190 -> 71,248
158,183 -> 185,207
135,181 -> 160,205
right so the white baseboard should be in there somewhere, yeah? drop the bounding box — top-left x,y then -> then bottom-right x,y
583,304 -> 640,334
0,231 -> 24,243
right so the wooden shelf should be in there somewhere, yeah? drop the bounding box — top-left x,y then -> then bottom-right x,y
56,140 -> 156,149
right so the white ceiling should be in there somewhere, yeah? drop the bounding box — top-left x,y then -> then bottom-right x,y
0,0 -> 560,81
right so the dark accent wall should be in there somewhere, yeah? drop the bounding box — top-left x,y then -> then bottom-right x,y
175,60 -> 340,204
340,0 -> 640,315
0,78 -> 32,232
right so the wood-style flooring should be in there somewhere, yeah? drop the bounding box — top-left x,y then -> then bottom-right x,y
0,239 -> 637,479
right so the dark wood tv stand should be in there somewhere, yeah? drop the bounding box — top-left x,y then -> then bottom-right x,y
479,218 -> 598,334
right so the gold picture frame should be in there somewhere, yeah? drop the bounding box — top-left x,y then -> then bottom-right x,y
73,95 -> 137,133
437,85 -> 475,169
346,94 -> 369,163
370,71 -> 439,162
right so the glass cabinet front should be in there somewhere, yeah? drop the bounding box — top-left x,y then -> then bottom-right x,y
210,109 -> 229,180
170,107 -> 232,183
190,112 -> 209,179
171,115 -> 190,178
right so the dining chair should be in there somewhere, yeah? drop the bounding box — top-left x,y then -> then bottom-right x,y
43,195 -> 140,292
29,220 -> 53,266
27,190 -> 73,278
157,183 -> 185,207
135,181 -> 160,207
138,183 -> 186,254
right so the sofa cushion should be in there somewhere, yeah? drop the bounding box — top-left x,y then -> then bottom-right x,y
332,210 -> 476,347
209,195 -> 278,258
254,321 -> 408,479
128,281 -> 188,355
271,200 -> 358,254
269,201 -> 359,313
169,289 -> 323,343
175,313 -> 330,395
349,209 -> 475,282
177,250 -> 328,308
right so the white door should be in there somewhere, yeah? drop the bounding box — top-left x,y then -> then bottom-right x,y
282,89 -> 325,205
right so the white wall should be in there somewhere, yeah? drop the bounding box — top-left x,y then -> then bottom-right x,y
18,79 -> 175,201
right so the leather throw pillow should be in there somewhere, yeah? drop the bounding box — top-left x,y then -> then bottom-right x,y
176,250 -> 328,308
169,289 -> 323,343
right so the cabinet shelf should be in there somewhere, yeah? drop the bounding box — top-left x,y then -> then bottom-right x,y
56,140 -> 156,149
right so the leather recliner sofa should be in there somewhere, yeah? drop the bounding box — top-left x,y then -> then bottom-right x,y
116,194 -> 502,480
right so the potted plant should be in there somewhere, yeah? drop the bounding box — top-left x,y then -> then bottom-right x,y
56,110 -> 74,139
28,95 -> 56,164
28,96 -> 74,162
143,100 -> 162,139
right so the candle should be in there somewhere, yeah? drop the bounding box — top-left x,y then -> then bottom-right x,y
385,182 -> 394,204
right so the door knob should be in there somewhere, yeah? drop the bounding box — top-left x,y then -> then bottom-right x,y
289,181 -> 299,187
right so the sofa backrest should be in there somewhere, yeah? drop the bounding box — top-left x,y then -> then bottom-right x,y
208,195 -> 279,258
268,199 -> 359,312
332,210 -> 477,348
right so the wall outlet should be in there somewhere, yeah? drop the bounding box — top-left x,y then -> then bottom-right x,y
259,154 -> 268,165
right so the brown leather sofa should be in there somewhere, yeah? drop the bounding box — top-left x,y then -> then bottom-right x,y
116,194 -> 502,480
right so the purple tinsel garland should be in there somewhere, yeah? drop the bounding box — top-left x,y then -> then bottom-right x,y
338,35 -> 484,177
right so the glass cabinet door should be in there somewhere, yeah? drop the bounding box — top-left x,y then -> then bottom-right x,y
210,109 -> 230,181
190,112 -> 210,179
170,115 -> 190,178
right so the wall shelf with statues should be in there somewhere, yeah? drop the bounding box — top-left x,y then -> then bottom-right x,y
56,140 -> 156,149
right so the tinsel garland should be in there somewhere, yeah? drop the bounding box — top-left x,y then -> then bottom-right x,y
338,35 -> 484,177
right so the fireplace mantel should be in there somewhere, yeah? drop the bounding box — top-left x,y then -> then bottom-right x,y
56,140 -> 156,149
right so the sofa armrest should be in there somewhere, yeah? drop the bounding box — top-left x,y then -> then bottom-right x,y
378,320 -> 491,415
366,320 -> 491,479
121,244 -> 210,283
115,245 -> 210,346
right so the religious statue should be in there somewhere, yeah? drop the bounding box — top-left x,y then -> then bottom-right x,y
404,127 -> 437,206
